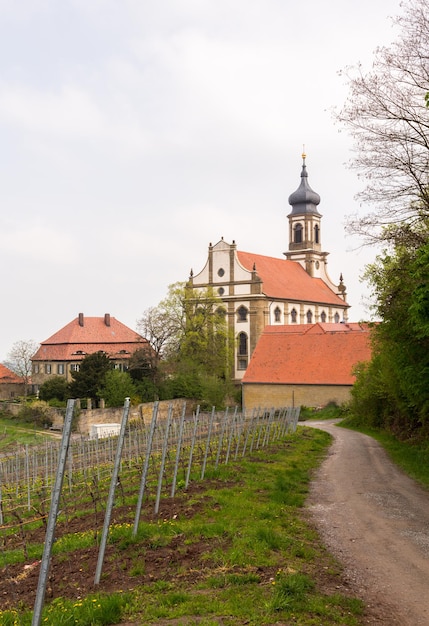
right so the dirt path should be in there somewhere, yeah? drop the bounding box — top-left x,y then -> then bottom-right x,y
305,420 -> 429,625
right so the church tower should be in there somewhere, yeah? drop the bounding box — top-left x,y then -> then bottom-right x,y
284,153 -> 345,302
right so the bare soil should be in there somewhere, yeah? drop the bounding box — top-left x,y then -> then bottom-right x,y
305,420 -> 429,625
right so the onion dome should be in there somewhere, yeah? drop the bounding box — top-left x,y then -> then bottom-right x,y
288,153 -> 321,215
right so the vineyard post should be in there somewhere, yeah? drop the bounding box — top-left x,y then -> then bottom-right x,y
185,405 -> 200,489
133,401 -> 158,536
215,407 -> 229,469
200,406 -> 215,480
224,406 -> 238,465
154,404 -> 173,514
32,398 -> 76,626
171,402 -> 187,498
94,397 -> 131,586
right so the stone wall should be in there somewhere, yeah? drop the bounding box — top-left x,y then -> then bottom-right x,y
242,383 -> 352,411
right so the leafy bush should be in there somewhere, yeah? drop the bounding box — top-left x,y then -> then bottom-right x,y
18,400 -> 54,428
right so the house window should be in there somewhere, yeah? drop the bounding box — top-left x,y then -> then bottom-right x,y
294,223 -> 303,244
291,308 -> 298,323
216,307 -> 227,318
44,364 -> 52,374
33,364 -> 39,374
237,358 -> 248,370
306,310 -> 313,323
218,287 -> 225,296
70,363 -> 80,372
217,268 -> 225,277
237,306 -> 248,322
274,306 -> 281,322
57,364 -> 65,375
320,311 -> 326,323
334,312 -> 340,323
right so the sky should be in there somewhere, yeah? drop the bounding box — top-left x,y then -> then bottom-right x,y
0,0 -> 403,363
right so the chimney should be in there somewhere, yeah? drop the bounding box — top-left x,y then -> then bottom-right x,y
104,313 -> 111,327
78,313 -> 84,327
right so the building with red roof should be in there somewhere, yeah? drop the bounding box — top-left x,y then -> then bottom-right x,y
31,313 -> 151,386
242,322 -> 372,409
189,155 -> 349,381
0,363 -> 26,399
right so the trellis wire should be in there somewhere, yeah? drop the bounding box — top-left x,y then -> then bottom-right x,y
0,403 -> 300,530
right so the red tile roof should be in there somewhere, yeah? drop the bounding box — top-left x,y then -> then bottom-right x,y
237,251 -> 347,306
0,363 -> 24,383
242,323 -> 372,385
32,315 -> 148,362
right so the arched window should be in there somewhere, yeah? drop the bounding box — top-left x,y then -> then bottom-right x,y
237,332 -> 248,370
237,305 -> 248,322
238,332 -> 248,356
306,310 -> 313,323
320,310 -> 326,323
291,308 -> 297,323
274,306 -> 281,322
314,224 -> 320,244
334,312 -> 340,323
294,223 -> 303,244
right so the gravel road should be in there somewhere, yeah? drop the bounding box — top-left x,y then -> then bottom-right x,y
304,420 -> 429,625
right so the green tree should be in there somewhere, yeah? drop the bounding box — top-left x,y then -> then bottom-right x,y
140,282 -> 235,407
99,370 -> 138,407
351,229 -> 429,434
69,352 -> 111,405
39,376 -> 70,403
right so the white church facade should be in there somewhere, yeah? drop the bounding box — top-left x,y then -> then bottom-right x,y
188,155 -> 349,381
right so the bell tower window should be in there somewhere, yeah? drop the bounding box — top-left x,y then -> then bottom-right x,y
314,224 -> 320,244
294,223 -> 303,244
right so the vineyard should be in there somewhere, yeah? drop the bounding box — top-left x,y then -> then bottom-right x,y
0,401 -> 302,623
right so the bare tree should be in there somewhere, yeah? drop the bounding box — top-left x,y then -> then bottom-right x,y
6,339 -> 39,396
336,0 -> 429,244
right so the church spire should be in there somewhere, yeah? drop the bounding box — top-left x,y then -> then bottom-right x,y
288,152 -> 321,216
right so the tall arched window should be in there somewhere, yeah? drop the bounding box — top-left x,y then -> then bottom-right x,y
314,224 -> 320,244
237,332 -> 248,370
334,312 -> 340,323
274,306 -> 281,322
291,308 -> 298,323
320,310 -> 327,323
294,223 -> 303,244
237,306 -> 248,322
306,310 -> 313,323
238,332 -> 248,356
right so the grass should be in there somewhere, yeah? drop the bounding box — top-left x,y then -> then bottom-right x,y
0,416 -> 54,449
0,427 -> 367,625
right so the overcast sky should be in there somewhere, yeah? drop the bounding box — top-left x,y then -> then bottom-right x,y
0,0 -> 402,362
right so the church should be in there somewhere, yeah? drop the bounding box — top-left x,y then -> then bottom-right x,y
188,155 -> 350,382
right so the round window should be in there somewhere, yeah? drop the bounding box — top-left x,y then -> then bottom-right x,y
218,268 -> 225,277
218,287 -> 225,295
